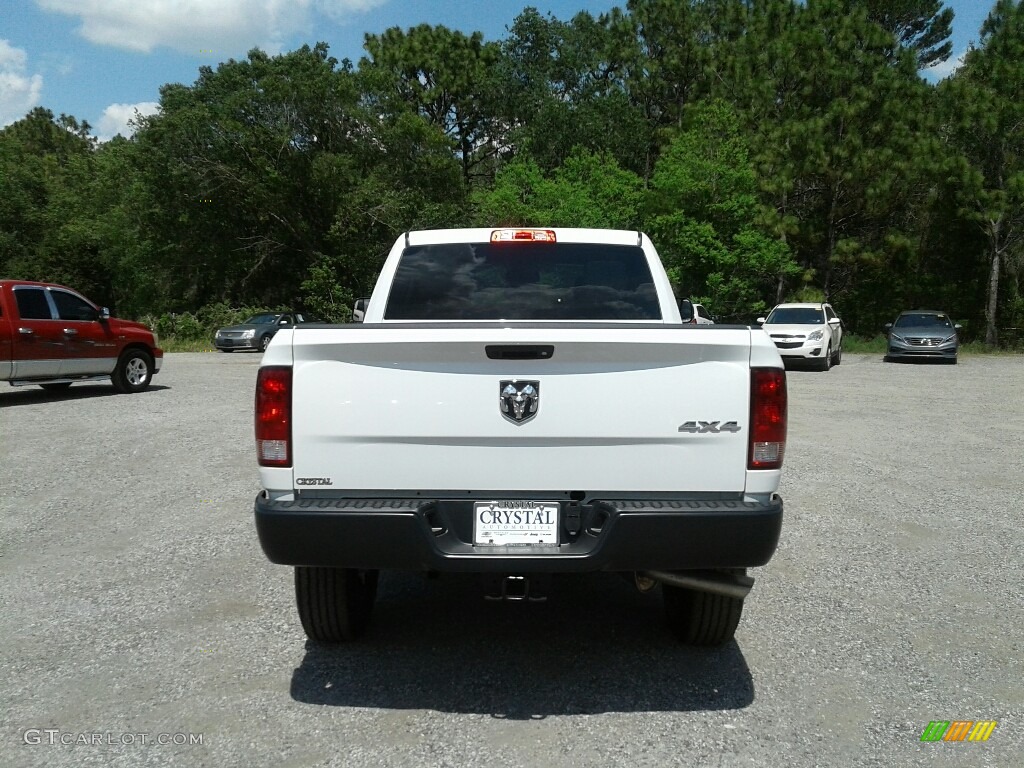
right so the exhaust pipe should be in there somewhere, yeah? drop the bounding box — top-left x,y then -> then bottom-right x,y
639,570 -> 754,600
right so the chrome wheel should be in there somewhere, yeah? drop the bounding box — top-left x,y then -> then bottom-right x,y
126,357 -> 149,386
113,350 -> 153,394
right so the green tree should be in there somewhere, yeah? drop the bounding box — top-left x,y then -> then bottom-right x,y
360,25 -> 503,187
620,0 -> 718,127
81,136 -> 164,316
0,129 -> 49,276
939,0 -> 1024,344
712,0 -> 940,330
2,106 -> 95,160
644,100 -> 798,319
494,8 -> 651,177
0,108 -> 115,304
128,43 -> 463,315
843,0 -> 955,69
472,147 -> 644,229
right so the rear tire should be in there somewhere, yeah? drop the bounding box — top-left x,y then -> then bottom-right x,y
663,581 -> 744,646
112,349 -> 153,393
295,567 -> 379,642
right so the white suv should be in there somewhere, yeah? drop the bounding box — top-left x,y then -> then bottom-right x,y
678,299 -> 715,324
692,303 -> 715,324
757,302 -> 843,370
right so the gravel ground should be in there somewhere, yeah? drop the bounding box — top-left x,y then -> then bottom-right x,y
1,351 -> 1021,768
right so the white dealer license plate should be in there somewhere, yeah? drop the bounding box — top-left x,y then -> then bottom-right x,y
473,501 -> 560,547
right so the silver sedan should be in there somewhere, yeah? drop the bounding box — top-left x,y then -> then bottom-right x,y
884,310 -> 960,364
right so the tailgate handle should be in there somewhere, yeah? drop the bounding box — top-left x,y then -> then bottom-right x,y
485,345 -> 554,360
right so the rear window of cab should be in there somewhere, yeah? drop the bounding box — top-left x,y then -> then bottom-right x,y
383,242 -> 661,321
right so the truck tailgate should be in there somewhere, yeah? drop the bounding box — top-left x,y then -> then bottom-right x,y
289,326 -> 754,493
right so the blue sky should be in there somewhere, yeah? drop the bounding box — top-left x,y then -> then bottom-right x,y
0,0 -> 996,140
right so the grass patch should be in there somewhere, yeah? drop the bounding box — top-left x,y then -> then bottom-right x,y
841,335 -> 887,354
843,335 -> 1023,356
959,341 -> 1022,356
160,336 -> 218,353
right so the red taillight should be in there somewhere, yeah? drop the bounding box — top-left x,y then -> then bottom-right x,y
256,366 -> 291,467
749,368 -> 787,470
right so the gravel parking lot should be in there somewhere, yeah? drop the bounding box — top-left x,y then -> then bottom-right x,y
2,352 -> 1022,768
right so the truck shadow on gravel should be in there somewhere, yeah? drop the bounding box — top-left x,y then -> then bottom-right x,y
0,383 -> 170,407
289,571 -> 754,717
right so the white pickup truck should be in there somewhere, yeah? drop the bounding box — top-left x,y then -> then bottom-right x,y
254,228 -> 787,646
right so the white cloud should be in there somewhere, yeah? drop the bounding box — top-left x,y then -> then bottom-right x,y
97,101 -> 160,141
0,39 -> 44,127
36,0 -> 386,55
923,50 -> 967,81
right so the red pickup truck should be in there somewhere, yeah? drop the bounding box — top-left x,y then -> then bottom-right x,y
0,280 -> 162,393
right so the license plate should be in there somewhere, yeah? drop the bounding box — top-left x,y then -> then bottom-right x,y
473,501 -> 559,547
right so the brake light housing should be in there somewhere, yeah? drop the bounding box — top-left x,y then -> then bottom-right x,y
749,368 -> 787,470
490,228 -> 557,243
256,366 -> 292,467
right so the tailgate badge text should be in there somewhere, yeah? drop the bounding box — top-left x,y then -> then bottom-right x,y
678,421 -> 741,433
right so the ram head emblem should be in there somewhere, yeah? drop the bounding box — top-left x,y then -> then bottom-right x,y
500,380 -> 540,424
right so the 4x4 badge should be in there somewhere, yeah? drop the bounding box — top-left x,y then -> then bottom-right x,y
500,380 -> 539,424
678,421 -> 742,433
